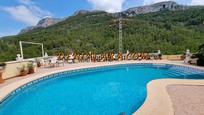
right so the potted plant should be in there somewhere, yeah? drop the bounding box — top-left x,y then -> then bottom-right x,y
0,62 -> 6,83
36,59 -> 41,67
27,62 -> 35,74
19,65 -> 28,76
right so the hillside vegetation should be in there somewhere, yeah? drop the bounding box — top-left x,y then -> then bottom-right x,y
1,8 -> 204,61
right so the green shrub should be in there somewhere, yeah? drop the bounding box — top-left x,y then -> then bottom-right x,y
1,8 -> 204,61
197,44 -> 204,66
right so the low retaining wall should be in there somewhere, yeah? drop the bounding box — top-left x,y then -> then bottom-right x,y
2,60 -> 33,79
2,57 -> 53,80
162,55 -> 183,61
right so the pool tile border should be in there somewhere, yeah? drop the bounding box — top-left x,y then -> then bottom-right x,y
0,63 -> 158,106
1,63 -> 204,108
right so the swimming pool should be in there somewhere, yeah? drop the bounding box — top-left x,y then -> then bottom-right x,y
0,64 -> 204,115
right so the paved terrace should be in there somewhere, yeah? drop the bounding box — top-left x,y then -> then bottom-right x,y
0,60 -> 204,115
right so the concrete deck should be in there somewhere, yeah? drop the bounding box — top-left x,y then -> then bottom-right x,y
0,60 -> 204,115
167,85 -> 204,115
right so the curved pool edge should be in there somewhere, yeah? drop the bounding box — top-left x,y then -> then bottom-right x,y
0,60 -> 204,115
0,61 -> 133,103
133,79 -> 204,115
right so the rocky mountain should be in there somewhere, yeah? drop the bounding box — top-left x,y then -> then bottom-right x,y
20,1 -> 187,34
73,1 -> 187,17
19,17 -> 62,34
122,1 -> 186,17
2,1 -> 203,61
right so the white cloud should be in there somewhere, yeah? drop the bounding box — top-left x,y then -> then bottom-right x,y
87,0 -> 126,13
3,5 -> 40,25
143,0 -> 174,5
2,0 -> 52,26
191,0 -> 204,5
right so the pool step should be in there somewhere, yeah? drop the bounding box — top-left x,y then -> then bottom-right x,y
165,70 -> 189,77
169,67 -> 203,74
165,72 -> 186,77
165,69 -> 204,78
174,69 -> 203,75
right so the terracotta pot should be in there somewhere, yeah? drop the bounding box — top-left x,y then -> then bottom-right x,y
0,72 -> 5,84
20,70 -> 28,76
37,63 -> 41,67
28,69 -> 35,74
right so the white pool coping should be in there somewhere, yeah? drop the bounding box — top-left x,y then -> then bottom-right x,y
0,60 -> 204,115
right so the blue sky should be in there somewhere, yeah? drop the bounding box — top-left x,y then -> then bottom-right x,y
0,0 -> 202,37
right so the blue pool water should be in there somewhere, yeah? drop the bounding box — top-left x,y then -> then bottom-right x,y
1,64 -> 204,115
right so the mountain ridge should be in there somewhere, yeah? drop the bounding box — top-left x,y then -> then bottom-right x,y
19,1 -> 190,34
19,17 -> 62,34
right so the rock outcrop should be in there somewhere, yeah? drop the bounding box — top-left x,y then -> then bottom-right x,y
20,17 -> 62,34
122,1 -> 186,17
